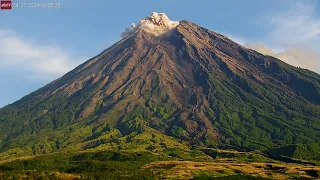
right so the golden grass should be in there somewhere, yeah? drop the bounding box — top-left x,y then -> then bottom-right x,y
0,171 -> 81,180
48,172 -> 81,179
142,160 -> 320,179
0,155 -> 35,165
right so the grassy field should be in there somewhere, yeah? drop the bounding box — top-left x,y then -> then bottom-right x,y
0,148 -> 319,179
143,161 -> 320,179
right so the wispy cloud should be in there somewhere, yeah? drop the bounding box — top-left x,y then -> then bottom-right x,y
245,43 -> 319,72
228,1 -> 320,73
268,1 -> 320,47
0,29 -> 83,80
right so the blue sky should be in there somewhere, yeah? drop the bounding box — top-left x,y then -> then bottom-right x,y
0,0 -> 320,107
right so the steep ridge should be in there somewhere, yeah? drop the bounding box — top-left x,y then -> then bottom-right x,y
0,15 -> 320,160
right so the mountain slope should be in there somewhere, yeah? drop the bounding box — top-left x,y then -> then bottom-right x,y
0,16 -> 320,160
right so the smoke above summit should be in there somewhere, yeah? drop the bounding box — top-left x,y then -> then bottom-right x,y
121,12 -> 179,38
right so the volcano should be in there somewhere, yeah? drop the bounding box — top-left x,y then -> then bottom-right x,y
0,12 -> 320,160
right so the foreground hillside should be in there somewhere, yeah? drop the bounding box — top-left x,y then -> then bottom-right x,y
0,149 -> 319,179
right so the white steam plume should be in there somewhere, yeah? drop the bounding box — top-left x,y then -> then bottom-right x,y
121,12 -> 179,38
